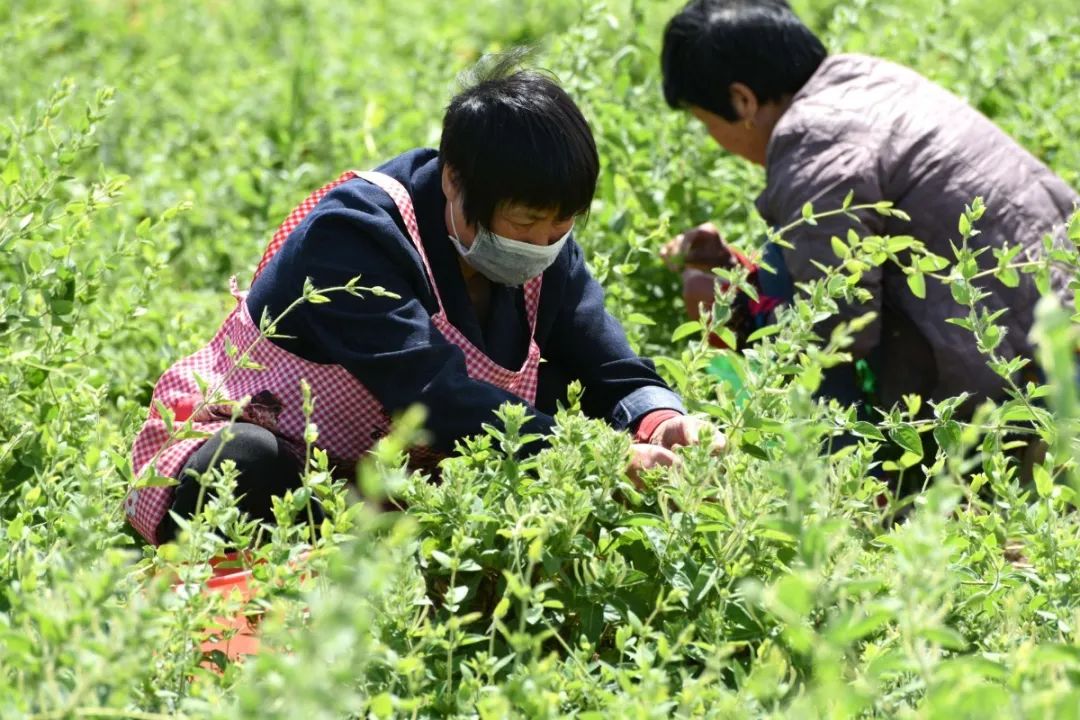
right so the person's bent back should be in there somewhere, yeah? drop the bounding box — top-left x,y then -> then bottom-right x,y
661,0 -> 1078,409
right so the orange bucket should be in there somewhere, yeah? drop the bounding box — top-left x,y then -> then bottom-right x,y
188,550 -> 313,666
199,553 -> 262,661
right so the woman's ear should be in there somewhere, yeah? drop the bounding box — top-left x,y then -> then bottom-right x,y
728,82 -> 760,125
441,165 -> 460,200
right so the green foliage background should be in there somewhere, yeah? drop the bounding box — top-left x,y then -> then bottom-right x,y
1,0 -> 1079,717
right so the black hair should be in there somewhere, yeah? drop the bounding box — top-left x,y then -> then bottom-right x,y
661,0 -> 827,120
439,52 -> 599,227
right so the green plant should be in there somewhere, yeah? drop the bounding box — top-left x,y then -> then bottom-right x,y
2,0 -> 1080,717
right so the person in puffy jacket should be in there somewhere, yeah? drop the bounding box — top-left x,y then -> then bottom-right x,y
659,0 -> 1078,413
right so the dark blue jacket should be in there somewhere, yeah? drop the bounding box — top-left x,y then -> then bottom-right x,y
246,149 -> 683,453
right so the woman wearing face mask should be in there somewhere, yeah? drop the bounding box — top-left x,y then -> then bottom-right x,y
126,59 -> 724,545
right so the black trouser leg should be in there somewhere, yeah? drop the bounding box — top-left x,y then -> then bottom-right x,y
156,422 -> 319,542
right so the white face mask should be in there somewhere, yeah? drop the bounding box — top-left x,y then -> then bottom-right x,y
448,199 -> 572,286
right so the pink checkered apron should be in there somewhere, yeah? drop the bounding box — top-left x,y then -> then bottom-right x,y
126,170 -> 542,544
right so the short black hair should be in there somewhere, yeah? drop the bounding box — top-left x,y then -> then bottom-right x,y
661,0 -> 827,120
439,53 -> 599,227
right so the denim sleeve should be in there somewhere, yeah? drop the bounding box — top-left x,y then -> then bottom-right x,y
609,386 -> 686,430
542,241 -> 686,430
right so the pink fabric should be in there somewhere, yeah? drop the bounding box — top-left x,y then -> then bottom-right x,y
748,293 -> 783,317
127,171 -> 542,544
633,409 -> 682,444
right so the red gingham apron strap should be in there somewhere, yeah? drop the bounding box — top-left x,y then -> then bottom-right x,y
353,170 -> 447,313
252,171 -> 360,282
523,276 -> 543,338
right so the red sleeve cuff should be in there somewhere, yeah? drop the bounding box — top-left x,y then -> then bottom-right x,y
633,409 -> 683,443
731,247 -> 757,272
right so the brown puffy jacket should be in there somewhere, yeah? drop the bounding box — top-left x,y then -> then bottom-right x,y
757,53 -> 1078,408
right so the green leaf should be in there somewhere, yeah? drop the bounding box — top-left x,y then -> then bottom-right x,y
369,693 -> 394,719
173,428 -> 212,441
906,270 -> 926,299
493,597 -> 510,620
625,514 -> 666,528
959,213 -> 972,237
830,236 -> 850,259
291,486 -> 312,510
888,424 -> 923,459
1035,267 -> 1051,295
235,357 -> 264,371
996,266 -> 1020,288
882,451 -> 923,471
950,280 -> 973,306
6,515 -> 25,540
918,253 -> 950,272
933,421 -> 961,453
671,320 -> 704,343
886,235 -> 916,253
774,574 -> 814,616
654,356 -> 687,389
135,217 -> 153,239
740,441 -> 769,460
626,312 -> 655,326
746,323 -> 781,343
715,326 -> 737,349
851,421 -> 886,442
1,159 -> 19,186
139,473 -> 180,488
969,473 -> 988,494
826,608 -> 893,645
920,625 -> 968,650
825,235 -> 842,260
1034,464 -> 1054,498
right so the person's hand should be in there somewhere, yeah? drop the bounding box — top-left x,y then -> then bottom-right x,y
648,415 -> 727,455
627,442 -> 679,488
626,444 -> 673,490
681,267 -> 719,321
661,222 -> 737,273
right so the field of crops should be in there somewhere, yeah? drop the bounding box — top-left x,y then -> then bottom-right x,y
2,0 -> 1080,717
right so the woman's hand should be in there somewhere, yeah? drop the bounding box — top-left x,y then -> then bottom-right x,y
625,417 -> 726,488
627,443 -> 679,488
681,267 -> 719,321
649,415 -> 727,455
661,222 -> 737,272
